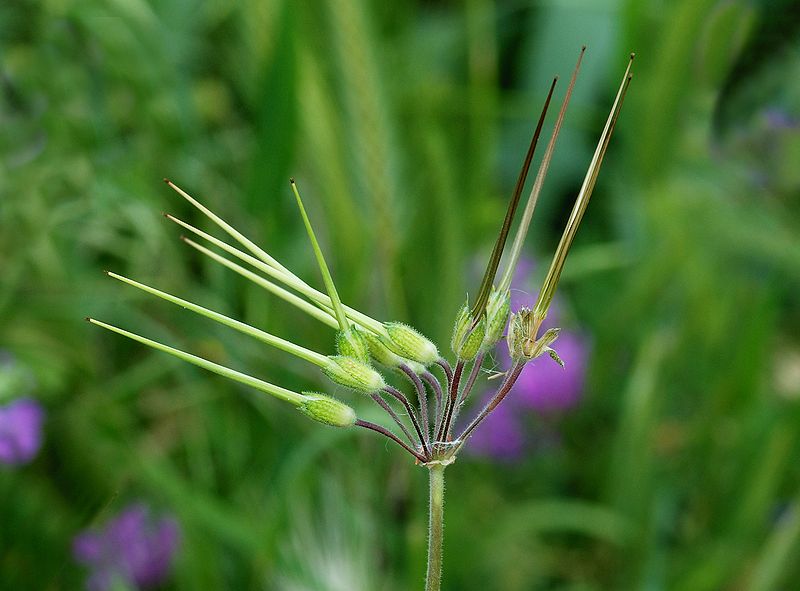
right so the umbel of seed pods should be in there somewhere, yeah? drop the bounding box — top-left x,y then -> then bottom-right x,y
89,48 -> 633,465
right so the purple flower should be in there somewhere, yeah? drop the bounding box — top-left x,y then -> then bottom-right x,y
0,397 -> 45,465
467,395 -> 526,461
73,503 -> 180,591
466,256 -> 590,460
764,108 -> 797,130
511,331 -> 589,413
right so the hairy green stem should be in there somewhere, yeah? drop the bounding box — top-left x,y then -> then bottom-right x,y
426,463 -> 446,591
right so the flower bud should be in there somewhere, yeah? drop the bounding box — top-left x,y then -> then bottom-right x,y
299,393 -> 357,427
383,322 -> 439,366
450,304 -> 485,362
482,289 -> 510,351
323,355 -> 386,392
336,326 -> 370,363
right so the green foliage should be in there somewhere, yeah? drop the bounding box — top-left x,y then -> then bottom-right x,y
2,0 -> 800,589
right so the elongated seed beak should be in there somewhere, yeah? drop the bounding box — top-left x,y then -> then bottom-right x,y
86,317 -> 306,405
103,271 -> 331,367
498,46 -> 587,294
470,75 -> 559,321
531,53 -> 635,335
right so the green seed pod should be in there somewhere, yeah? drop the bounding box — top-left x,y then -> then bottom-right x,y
450,304 -> 471,356
383,322 -> 439,366
482,289 -> 510,351
450,304 -> 485,362
363,331 -> 405,368
461,315 -> 486,361
336,326 -> 371,363
323,355 -> 386,392
299,393 -> 356,427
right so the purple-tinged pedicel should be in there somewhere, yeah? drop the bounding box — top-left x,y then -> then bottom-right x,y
73,503 -> 180,591
0,397 -> 45,465
466,395 -> 526,461
511,331 -> 589,413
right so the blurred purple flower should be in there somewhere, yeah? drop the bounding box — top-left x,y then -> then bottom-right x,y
764,108 -> 797,130
467,395 -> 526,461
504,256 -> 589,413
467,256 -> 590,460
511,331 -> 589,413
73,503 -> 180,591
0,397 -> 45,465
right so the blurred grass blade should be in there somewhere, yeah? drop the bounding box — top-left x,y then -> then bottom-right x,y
746,500 -> 800,591
496,498 -> 633,546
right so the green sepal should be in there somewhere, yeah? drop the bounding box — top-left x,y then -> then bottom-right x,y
404,360 -> 427,375
481,288 -> 510,351
450,303 -> 470,356
363,331 -> 404,368
508,309 -> 562,362
299,393 -> 357,427
450,304 -> 485,362
383,322 -> 439,366
323,355 -> 386,393
507,308 -> 534,361
336,326 -> 371,363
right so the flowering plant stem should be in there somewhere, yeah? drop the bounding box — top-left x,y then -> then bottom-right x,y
89,48 -> 634,591
426,463 -> 446,591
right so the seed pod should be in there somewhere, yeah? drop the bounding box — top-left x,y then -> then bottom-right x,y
336,326 -> 371,363
323,355 -> 386,393
482,289 -> 510,351
299,393 -> 356,427
450,304 -> 470,356
363,331 -> 405,368
383,322 -> 439,366
450,304 -> 485,362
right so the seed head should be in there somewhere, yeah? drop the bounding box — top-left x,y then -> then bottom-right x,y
383,322 -> 439,366
450,304 -> 486,362
336,326 -> 371,363
323,355 -> 386,393
299,393 -> 357,427
482,288 -> 510,351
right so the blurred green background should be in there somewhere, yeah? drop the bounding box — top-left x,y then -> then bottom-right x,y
2,0 -> 800,589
